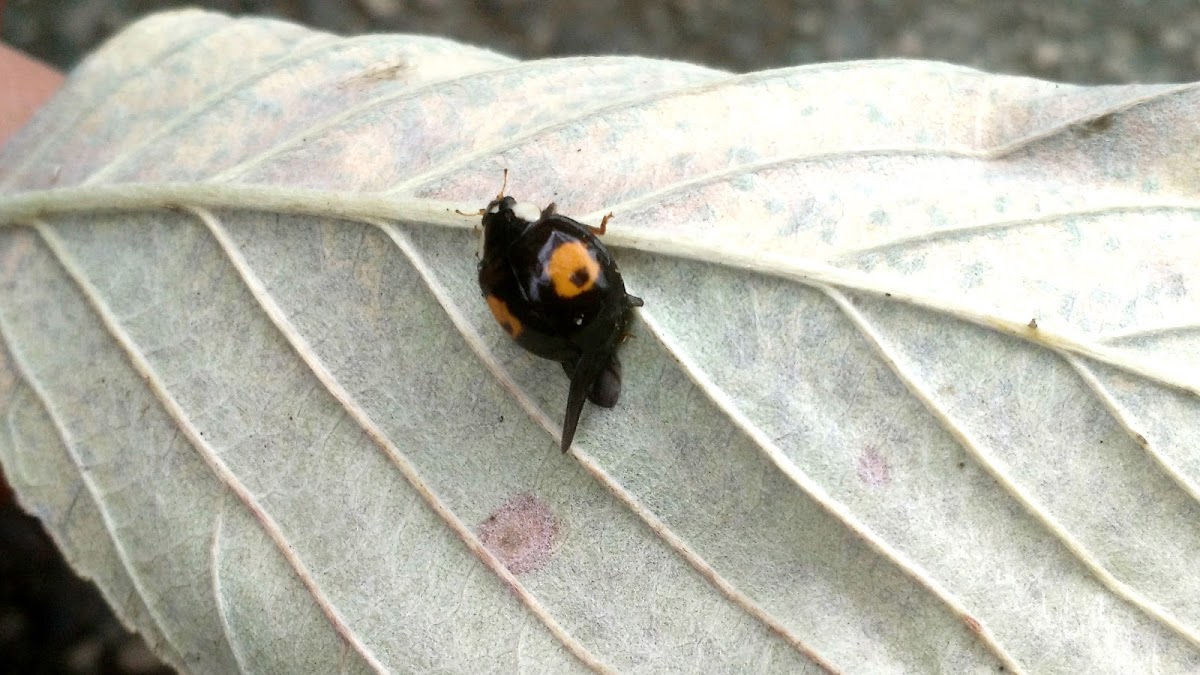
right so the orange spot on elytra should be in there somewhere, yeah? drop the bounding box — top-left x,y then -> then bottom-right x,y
486,295 -> 523,338
548,241 -> 600,299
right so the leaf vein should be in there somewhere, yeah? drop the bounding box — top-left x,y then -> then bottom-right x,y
31,219 -> 390,675
0,294 -> 199,669
210,507 -> 251,675
369,219 -> 838,671
1061,353 -> 1200,513
82,32 -> 345,186
390,57 -> 1132,196
636,304 -> 1022,673
828,205 -> 1200,261
211,56 -> 650,183
982,82 -> 1200,160
1099,323 -> 1200,343
196,207 -> 613,674
823,285 -> 1200,653
0,15 -> 238,191
1,184 -> 1194,397
574,148 -> 997,224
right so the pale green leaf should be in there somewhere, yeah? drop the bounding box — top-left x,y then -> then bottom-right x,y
1,9 -> 1199,674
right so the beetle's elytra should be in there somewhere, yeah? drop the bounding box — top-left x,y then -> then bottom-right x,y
474,173 -> 642,452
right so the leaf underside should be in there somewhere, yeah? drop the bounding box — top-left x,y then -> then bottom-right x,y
1,8 -> 1199,674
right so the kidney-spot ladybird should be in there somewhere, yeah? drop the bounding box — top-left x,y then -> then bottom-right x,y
473,172 -> 643,452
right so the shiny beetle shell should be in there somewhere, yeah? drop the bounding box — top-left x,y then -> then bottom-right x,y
476,193 -> 642,452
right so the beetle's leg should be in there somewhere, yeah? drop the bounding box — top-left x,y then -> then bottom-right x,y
560,351 -> 612,453
561,354 -> 621,408
589,212 -> 613,236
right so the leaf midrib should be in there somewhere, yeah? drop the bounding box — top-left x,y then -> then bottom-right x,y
0,182 -> 1194,398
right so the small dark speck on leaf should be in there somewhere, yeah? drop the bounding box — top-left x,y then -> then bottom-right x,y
342,60 -> 412,87
477,494 -> 558,575
1135,433 -> 1148,448
1027,318 -> 1038,330
884,292 -> 892,297
1078,114 -> 1115,135
958,461 -> 966,469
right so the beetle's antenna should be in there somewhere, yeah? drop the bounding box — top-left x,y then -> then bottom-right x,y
455,169 -> 510,217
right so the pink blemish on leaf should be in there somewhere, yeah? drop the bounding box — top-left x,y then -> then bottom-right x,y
477,494 -> 558,575
964,615 -> 982,634
856,447 -> 892,487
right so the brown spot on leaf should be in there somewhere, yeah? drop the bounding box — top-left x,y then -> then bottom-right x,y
1078,113 -> 1115,135
341,59 -> 413,87
856,447 -> 892,487
477,494 -> 558,575
964,615 -> 982,634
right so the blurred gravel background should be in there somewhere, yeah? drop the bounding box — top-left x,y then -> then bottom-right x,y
2,0 -> 1198,672
7,0 -> 1200,81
